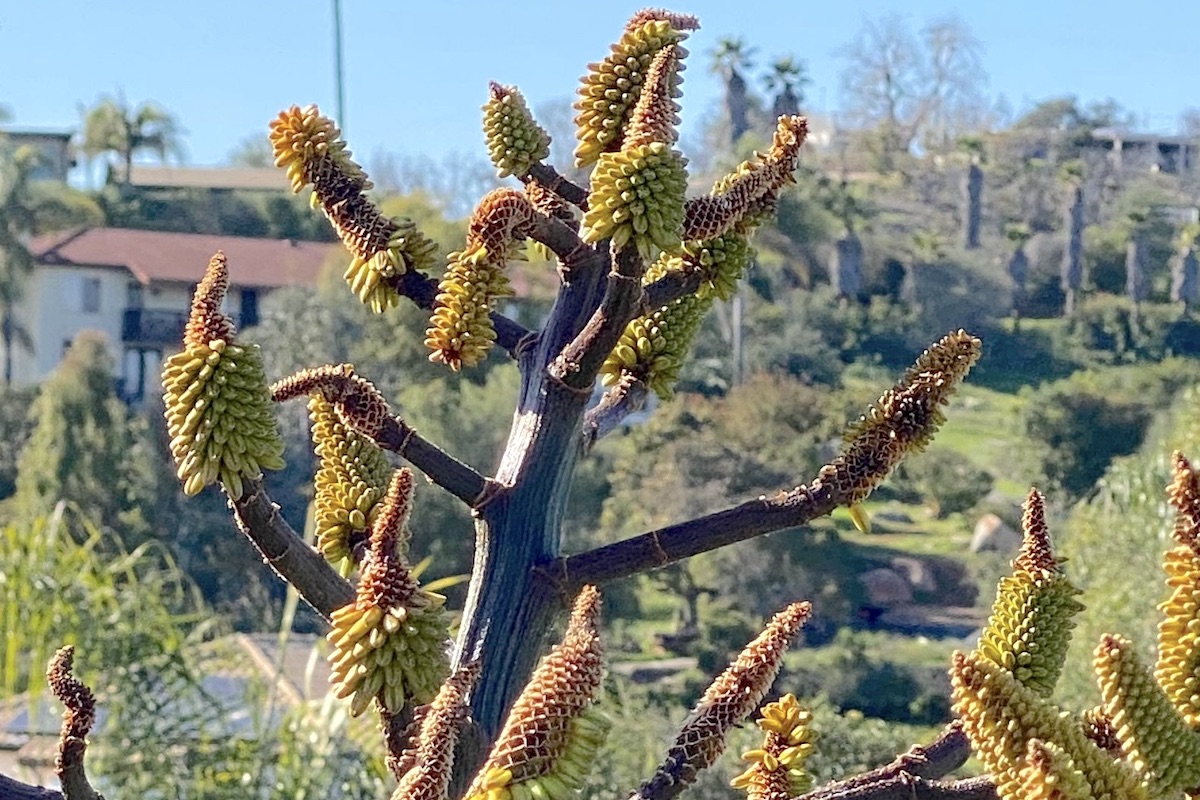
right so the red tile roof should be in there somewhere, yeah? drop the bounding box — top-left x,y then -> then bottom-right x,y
29,228 -> 341,288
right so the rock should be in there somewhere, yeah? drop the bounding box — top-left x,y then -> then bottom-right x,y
970,513 -> 1021,554
890,556 -> 937,593
875,510 -> 914,525
860,568 -> 914,607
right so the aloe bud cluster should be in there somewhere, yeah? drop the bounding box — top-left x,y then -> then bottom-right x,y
426,188 -> 536,370
580,44 -> 689,260
483,82 -> 551,179
573,9 -> 698,167
327,470 -> 450,717
161,252 -> 284,499
600,230 -> 753,399
463,586 -> 609,800
730,693 -> 816,799
975,490 -> 1084,697
269,104 -> 438,313
307,393 -> 393,574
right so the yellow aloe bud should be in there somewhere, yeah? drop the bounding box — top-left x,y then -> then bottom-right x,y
307,394 -> 393,573
162,253 -> 285,499
636,602 -> 811,798
1017,739 -> 1095,800
327,469 -> 450,717
581,45 -> 689,260
425,188 -> 536,370
483,82 -> 551,178
1157,451 -> 1200,728
976,489 -> 1084,697
730,693 -> 816,799
269,104 -> 438,313
464,586 -> 607,800
580,141 -> 689,260
950,651 -> 1146,800
391,662 -> 480,800
1093,633 -> 1200,796
599,291 -> 709,400
684,116 -> 809,241
271,363 -> 392,441
573,10 -> 698,168
818,330 -> 981,523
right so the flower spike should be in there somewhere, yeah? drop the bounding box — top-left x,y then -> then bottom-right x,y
483,83 -> 551,179
464,585 -> 608,800
269,104 -> 438,312
730,693 -> 816,799
573,9 -> 698,167
162,252 -> 285,499
1157,451 -> 1200,728
634,602 -> 811,799
391,662 -> 480,800
271,363 -> 392,441
975,488 -> 1084,697
1093,633 -> 1200,797
326,469 -> 450,717
818,330 -> 981,530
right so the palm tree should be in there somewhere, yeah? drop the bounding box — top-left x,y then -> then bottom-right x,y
0,144 -> 40,384
80,95 -> 182,184
761,56 -> 809,120
711,37 -> 757,146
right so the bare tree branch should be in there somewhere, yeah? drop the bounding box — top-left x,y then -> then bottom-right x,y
540,482 -> 837,592
0,775 -> 63,800
581,375 -> 649,452
374,416 -> 490,505
803,776 -> 996,800
802,723 -> 979,799
527,162 -> 589,211
550,246 -> 648,391
229,480 -> 355,620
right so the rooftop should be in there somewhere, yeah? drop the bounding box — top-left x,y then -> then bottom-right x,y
29,227 -> 340,288
126,165 -> 292,192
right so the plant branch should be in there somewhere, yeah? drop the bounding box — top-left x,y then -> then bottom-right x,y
550,246 -> 647,391
527,162 -> 589,211
802,723 -> 979,799
527,213 -> 594,272
0,775 -> 63,800
581,375 -> 650,452
229,480 -> 355,619
801,776 -> 996,800
391,269 -> 531,357
642,264 -> 704,311
46,647 -> 102,800
374,416 -> 490,505
540,481 -> 836,592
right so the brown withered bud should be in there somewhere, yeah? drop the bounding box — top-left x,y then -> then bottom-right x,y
271,364 -> 392,440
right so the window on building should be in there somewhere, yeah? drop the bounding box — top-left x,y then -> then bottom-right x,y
82,277 -> 101,313
127,283 -> 144,309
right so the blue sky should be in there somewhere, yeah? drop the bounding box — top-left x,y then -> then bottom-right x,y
2,1 -> 1197,175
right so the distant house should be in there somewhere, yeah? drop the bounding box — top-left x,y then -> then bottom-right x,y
0,128 -> 75,182
1087,128 -> 1199,175
9,228 -> 339,400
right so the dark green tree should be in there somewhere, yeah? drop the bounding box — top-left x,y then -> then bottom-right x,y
80,95 -> 182,184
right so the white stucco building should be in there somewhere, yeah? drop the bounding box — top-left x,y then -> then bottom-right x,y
9,228 -> 339,401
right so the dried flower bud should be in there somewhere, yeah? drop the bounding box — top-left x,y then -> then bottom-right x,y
391,663 -> 480,800
464,586 -> 607,800
271,364 -> 392,440
635,602 -> 811,799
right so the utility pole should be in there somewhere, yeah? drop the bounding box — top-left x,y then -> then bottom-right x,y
333,0 -> 346,127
